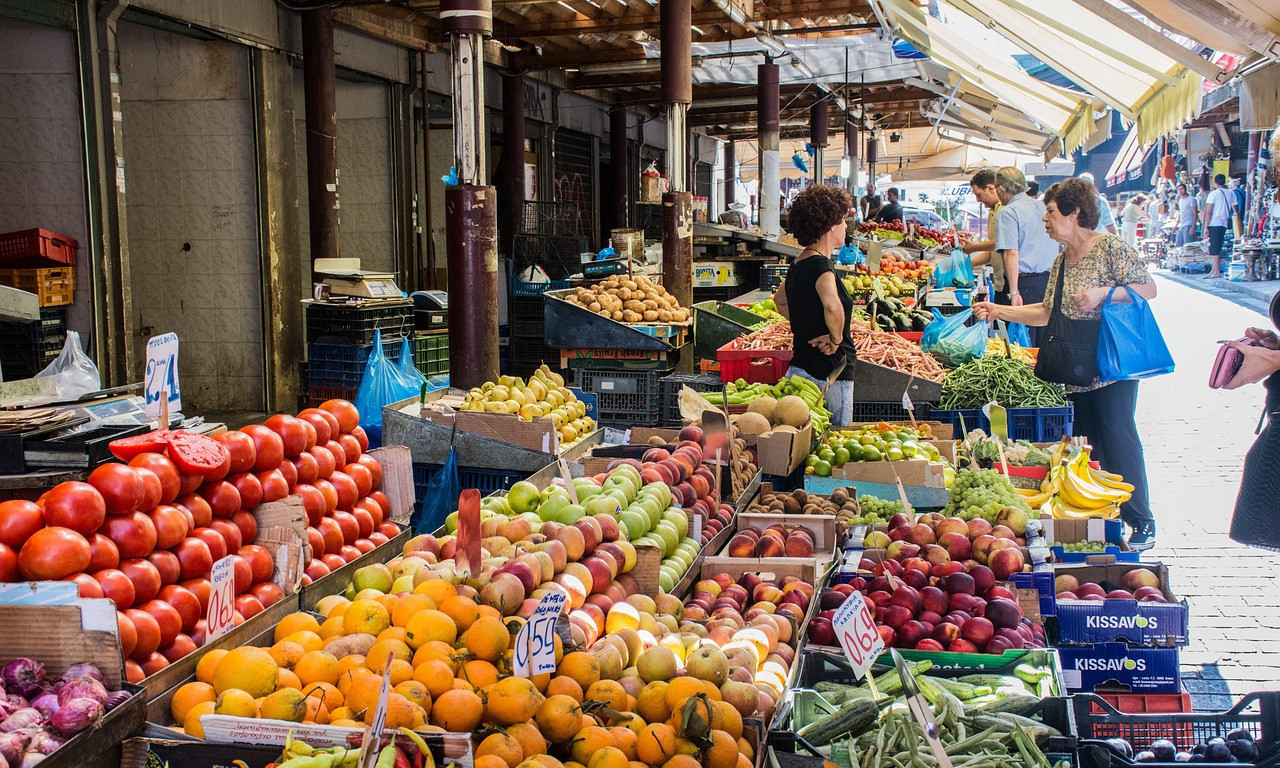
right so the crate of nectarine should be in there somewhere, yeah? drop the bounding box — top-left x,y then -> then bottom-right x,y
1052,560 -> 1189,647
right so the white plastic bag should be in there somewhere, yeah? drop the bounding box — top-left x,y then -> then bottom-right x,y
35,331 -> 101,398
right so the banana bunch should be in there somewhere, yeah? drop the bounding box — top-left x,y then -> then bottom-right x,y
1016,441 -> 1134,519
276,729 -> 435,768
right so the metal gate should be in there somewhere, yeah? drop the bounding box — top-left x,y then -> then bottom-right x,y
553,128 -> 594,239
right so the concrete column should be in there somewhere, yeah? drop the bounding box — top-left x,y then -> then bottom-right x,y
610,106 -> 630,229
810,98 -> 828,185
661,0 -> 693,314
844,114 -> 859,195
502,74 -> 526,257
302,8 -> 339,265
443,0 -> 499,387
724,141 -> 737,207
758,61 -> 780,238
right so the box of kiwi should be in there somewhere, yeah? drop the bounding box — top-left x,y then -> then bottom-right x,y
746,484 -> 861,532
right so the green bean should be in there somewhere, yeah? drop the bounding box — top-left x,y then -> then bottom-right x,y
940,355 -> 1067,410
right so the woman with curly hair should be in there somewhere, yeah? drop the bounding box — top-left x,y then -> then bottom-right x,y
772,185 -> 857,426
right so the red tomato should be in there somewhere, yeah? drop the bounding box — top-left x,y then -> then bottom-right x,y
200,480 -> 242,518
190,619 -> 208,646
181,578 -> 212,613
139,651 -> 169,676
337,435 -> 362,465
338,545 -> 361,563
135,467 -> 163,512
299,408 -> 339,445
238,545 -> 273,583
230,554 -> 252,594
124,608 -> 161,660
147,550 -> 181,586
241,425 -> 284,473
320,399 -> 360,433
215,431 -> 257,474
173,537 -> 213,581
312,444 -> 336,481
166,431 -> 232,479
108,431 -> 171,461
160,634 -> 198,663
304,558 -> 331,581
88,464 -> 145,516
130,454 -> 181,504
40,481 -> 106,536
316,518 -> 344,555
320,553 -> 347,571
175,494 -> 212,528
354,497 -> 383,527
298,419 -> 317,452
350,426 -> 369,453
192,527 -> 227,561
306,526 -> 326,557
139,599 -> 182,647
86,532 -> 120,571
101,512 -> 158,559
276,459 -> 298,490
367,531 -> 389,546
331,510 -> 359,546
321,442 -> 347,474
296,484 -> 325,527
230,511 -> 257,544
117,610 -> 137,658
67,572 -> 104,598
313,479 -> 338,514
356,454 -> 383,490
235,594 -> 265,618
248,581 -> 285,607
256,469 -> 289,504
291,453 -> 320,486
93,568 -> 136,609
124,659 -> 145,684
352,538 -> 376,555
18,527 -> 91,580
376,521 -> 400,538
299,574 -> 312,587
210,519 -> 243,555
350,506 -> 375,538
265,414 -> 309,458
368,490 -> 391,519
178,473 -> 203,496
149,505 -> 190,550
0,501 -> 42,550
329,472 -> 358,511
343,463 -> 373,498
173,504 -> 195,532
227,473 -> 262,510
120,557 -> 162,603
158,584 -> 202,633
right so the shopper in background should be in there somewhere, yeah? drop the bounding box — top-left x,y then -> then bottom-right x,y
1231,177 -> 1248,233
962,169 -> 1005,303
1221,297 -> 1280,551
872,187 -> 904,223
993,166 -> 1058,344
1175,183 -> 1198,246
860,181 -> 881,221
1203,173 -> 1233,278
1146,191 -> 1162,231
1027,181 -> 1040,199
772,185 -> 856,426
1121,194 -> 1146,249
1079,172 -> 1118,234
971,178 -> 1158,550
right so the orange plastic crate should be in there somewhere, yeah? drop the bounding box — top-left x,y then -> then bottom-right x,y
0,267 -> 74,306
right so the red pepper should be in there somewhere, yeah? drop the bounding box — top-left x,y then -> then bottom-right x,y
394,747 -> 412,768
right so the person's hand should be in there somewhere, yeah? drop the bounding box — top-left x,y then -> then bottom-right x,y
1073,287 -> 1107,315
1244,327 -> 1280,350
1223,342 -> 1280,389
972,302 -> 999,322
1011,293 -> 1024,307
809,335 -> 839,355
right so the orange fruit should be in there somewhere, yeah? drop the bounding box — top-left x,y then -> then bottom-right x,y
318,616 -> 345,639
415,577 -> 458,606
366,639 -> 413,672
195,649 -> 227,685
269,641 -> 306,670
635,724 -> 676,766
214,689 -> 258,718
703,730 -> 738,768
570,726 -> 614,765
171,682 -> 216,724
635,682 -> 670,725
476,757 -> 510,768
338,655 -> 368,676
530,757 -> 566,768
508,721 -> 549,758
429,689 -> 484,732
394,680 -> 432,710
364,692 -> 418,728
534,694 -> 583,744
282,630 -> 324,653
558,652 -> 601,690
486,676 -> 543,726
260,688 -> 308,722
275,612 -> 322,642
413,659 -> 456,700
212,648 -> 279,697
609,727 -> 638,760
699,681 -> 722,701
277,669 -> 303,691
477,732 -> 526,768
343,599 -> 392,636
661,757 -> 700,768
392,594 -> 437,628
337,666 -> 376,697
585,680 -> 628,712
302,681 -> 343,711
461,659 -> 500,689
465,616 -> 512,662
404,609 -> 457,649
296,651 -> 341,686
388,659 -> 415,686
588,747 -> 629,768
546,676 -> 584,702
183,701 -> 215,738
663,678 -> 703,713
344,673 -> 386,716
412,640 -> 460,671
377,627 -> 409,645
441,594 -> 482,631
736,738 -> 753,760
711,701 -> 742,739
303,695 -> 329,724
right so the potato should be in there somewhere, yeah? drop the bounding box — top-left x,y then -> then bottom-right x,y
326,633 -> 378,658
643,310 -> 659,321
588,301 -> 601,312
612,310 -> 624,320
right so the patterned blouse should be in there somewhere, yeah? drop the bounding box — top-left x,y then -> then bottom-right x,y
1043,234 -> 1153,392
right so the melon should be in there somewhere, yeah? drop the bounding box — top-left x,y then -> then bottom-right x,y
746,396 -> 778,424
774,395 -> 811,428
734,412 -> 771,437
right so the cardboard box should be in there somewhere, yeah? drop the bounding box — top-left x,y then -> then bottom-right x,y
1051,560 -> 1188,647
1043,517 -> 1137,563
1056,643 -> 1181,693
736,512 -> 839,552
415,388 -> 563,454
693,261 -> 744,287
826,440 -> 954,487
757,420 -> 813,476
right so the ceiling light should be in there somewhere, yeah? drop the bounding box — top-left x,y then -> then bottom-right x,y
790,54 -> 814,79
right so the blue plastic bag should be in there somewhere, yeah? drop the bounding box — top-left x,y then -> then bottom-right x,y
397,336 -> 426,388
835,243 -> 864,266
922,309 -> 987,367
355,330 -> 420,448
410,449 -> 460,536
918,308 -> 948,349
933,248 -> 974,289
1097,286 -> 1174,382
1007,322 -> 1031,348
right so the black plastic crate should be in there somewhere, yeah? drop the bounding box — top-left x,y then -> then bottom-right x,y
514,234 -> 588,280
851,401 -> 933,422
306,300 -> 413,346
574,368 -> 664,414
303,385 -> 358,409
306,339 -> 401,388
760,263 -> 788,292
0,306 -> 66,333
659,371 -> 724,427
411,462 -> 531,519
1073,693 -> 1280,768
509,346 -> 558,375
508,297 -> 547,340
415,308 -> 447,331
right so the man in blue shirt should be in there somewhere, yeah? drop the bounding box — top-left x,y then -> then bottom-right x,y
994,166 -> 1059,346
1079,172 -> 1117,234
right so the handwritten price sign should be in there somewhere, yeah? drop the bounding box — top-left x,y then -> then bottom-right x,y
144,333 -> 181,419
206,556 -> 237,641
831,591 -> 885,679
513,592 -> 567,677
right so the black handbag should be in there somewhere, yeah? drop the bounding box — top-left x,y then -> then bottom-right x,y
1034,261 -> 1101,387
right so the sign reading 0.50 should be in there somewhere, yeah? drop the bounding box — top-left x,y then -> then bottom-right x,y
144,332 -> 181,418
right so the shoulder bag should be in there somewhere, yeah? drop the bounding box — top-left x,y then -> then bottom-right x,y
1034,262 -> 1101,387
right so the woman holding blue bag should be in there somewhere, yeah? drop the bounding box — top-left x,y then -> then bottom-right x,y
973,178 -> 1160,550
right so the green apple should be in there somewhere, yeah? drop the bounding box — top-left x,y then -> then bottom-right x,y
658,571 -> 675,593
541,484 -> 569,502
353,563 -> 393,593
557,503 -> 586,524
506,481 -> 541,515
585,495 -> 621,518
619,510 -> 649,541
639,482 -> 671,509
519,512 -> 543,529
604,488 -> 630,509
537,494 -> 570,523
445,510 -> 459,533
482,497 -> 512,517
391,574 -> 416,593
654,521 -> 680,556
662,509 -> 689,538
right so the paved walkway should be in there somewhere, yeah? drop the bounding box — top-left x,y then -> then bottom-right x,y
1139,272 -> 1280,710
1160,269 -> 1278,317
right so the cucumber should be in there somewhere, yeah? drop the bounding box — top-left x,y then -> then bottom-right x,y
797,698 -> 883,746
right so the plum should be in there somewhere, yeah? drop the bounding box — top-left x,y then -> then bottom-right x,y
1134,751 -> 1157,763
1204,743 -> 1232,763
1151,739 -> 1176,762
1227,739 -> 1258,762
1105,739 -> 1134,759
1175,754 -> 1192,763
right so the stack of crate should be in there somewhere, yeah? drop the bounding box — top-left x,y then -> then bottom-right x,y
0,307 -> 67,381
0,228 -> 78,382
507,278 -> 562,377
411,298 -> 449,378
302,300 -> 413,408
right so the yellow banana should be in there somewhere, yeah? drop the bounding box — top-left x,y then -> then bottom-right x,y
1019,489 -> 1052,507
1066,454 -> 1131,499
1051,496 -> 1121,519
1054,464 -> 1120,510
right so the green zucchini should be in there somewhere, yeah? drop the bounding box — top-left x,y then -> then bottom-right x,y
797,698 -> 882,746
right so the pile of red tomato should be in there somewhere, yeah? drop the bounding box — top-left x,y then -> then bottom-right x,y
0,399 -> 397,683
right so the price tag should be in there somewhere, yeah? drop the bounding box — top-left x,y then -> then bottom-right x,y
513,592 -> 567,676
206,556 -> 237,641
144,333 -> 181,420
831,591 -> 885,679
558,459 -> 579,505
358,657 -> 396,768
692,513 -> 703,545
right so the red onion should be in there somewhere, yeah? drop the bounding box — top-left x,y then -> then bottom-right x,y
104,691 -> 131,712
0,712 -> 41,734
26,695 -> 56,722
56,665 -> 104,688
0,732 -> 26,764
2,698 -> 25,713
0,664 -> 41,701
49,699 -> 101,735
55,678 -> 106,709
24,733 -> 60,757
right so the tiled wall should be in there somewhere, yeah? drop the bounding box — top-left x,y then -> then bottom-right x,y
295,75 -> 395,274
119,22 -> 265,412
0,18 -> 93,346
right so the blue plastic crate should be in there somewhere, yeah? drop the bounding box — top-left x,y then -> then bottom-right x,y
928,408 -> 986,436
510,276 -> 570,298
930,406 -> 1073,442
410,462 -> 531,518
1011,569 -> 1057,617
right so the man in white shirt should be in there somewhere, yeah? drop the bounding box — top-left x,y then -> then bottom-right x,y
1202,173 -> 1233,279
1175,184 -> 1197,246
994,166 -> 1058,345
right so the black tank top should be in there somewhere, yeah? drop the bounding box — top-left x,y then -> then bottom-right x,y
784,254 -> 857,380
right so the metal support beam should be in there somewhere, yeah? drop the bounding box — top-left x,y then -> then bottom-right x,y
610,106 -> 630,229
844,114 -> 858,195
502,73 -> 525,258
302,8 -> 339,265
810,97 -> 828,184
758,60 -> 780,238
724,140 -> 737,207
661,0 -> 694,330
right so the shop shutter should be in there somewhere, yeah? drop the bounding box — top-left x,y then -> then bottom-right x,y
554,129 -> 594,237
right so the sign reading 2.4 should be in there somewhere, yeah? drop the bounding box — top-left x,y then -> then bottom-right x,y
144,333 -> 181,419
